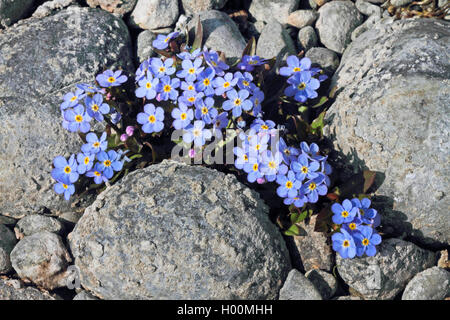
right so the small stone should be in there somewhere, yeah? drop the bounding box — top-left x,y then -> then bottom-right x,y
0,224 -> 17,274
32,0 -> 77,19
402,267 -> 450,300
313,0 -> 329,6
187,10 -> 246,63
297,26 -> 318,52
129,0 -> 179,30
437,249 -> 449,269
336,238 -> 436,300
390,0 -> 413,6
10,231 -> 72,290
0,0 -> 34,28
292,215 -> 334,272
287,10 -> 318,28
73,291 -> 100,300
305,269 -> 338,299
136,30 -> 157,62
249,0 -> 300,25
305,47 -> 340,75
279,269 -> 323,300
14,215 -> 64,239
315,1 -> 364,53
86,0 -> 137,16
309,0 -> 318,10
256,21 -> 296,60
355,0 -> 382,16
174,14 -> 190,33
180,0 -> 228,15
0,278 -> 61,300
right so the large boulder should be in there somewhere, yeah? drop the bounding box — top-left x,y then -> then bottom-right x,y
336,238 -> 436,300
324,18 -> 450,246
278,269 -> 323,300
0,6 -> 133,219
0,0 -> 34,28
188,10 -> 246,62
129,0 -> 179,30
69,160 -> 291,300
402,267 -> 450,300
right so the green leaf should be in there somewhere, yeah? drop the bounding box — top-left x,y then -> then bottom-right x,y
284,224 -> 300,236
310,111 -> 326,136
311,96 -> 328,109
363,170 -> 376,193
241,37 -> 256,58
192,16 -> 203,51
298,106 -> 308,113
292,209 -> 309,224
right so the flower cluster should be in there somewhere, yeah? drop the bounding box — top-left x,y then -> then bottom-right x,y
279,56 -> 327,103
52,70 -> 130,200
331,198 -> 382,259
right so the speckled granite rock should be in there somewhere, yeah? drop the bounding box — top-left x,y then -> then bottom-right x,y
15,215 -> 64,239
305,269 -> 338,299
324,18 -> 450,246
0,278 -> 61,300
87,0 -> 137,16
279,269 -> 322,300
129,0 -> 179,30
0,6 -> 133,219
256,21 -> 296,60
73,290 -> 100,300
180,0 -> 228,15
0,0 -> 34,28
336,238 -> 436,300
0,224 -> 16,274
402,267 -> 450,300
69,160 -> 290,300
249,0 -> 299,25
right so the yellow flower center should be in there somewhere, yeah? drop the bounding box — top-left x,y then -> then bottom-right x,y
84,157 -> 90,165
146,82 -> 152,89
341,211 -> 349,218
75,115 -> 83,122
188,85 -> 194,91
92,104 -> 99,112
159,67 -> 166,73
284,149 -> 290,155
93,142 -> 100,148
211,61 -> 217,67
203,78 -> 210,86
104,160 -> 111,167
234,98 -> 242,106
201,107 -> 208,115
148,115 -> 156,123
242,80 -> 249,86
94,171 -> 101,177
261,125 -> 269,130
188,68 -> 195,74
193,129 -> 201,137
298,82 -> 306,90
64,166 -> 71,174
107,77 -> 116,83
62,184 -> 68,189
188,97 -> 195,103
70,96 -> 77,102
293,67 -> 301,72
243,155 -> 248,161
343,240 -> 350,248
223,82 -> 230,88
268,161 -> 276,169
252,163 -> 258,171
285,181 -> 293,189
362,238 -> 369,246
255,144 -> 261,151
308,182 -> 316,190
301,166 -> 308,174
163,84 -> 171,92
349,223 -> 356,230
180,113 -> 187,120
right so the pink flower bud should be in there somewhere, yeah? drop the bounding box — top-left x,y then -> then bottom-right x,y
120,133 -> 129,142
188,149 -> 196,158
256,177 -> 266,184
126,126 -> 135,137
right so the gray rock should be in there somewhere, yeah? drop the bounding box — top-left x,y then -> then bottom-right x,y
305,269 -> 338,299
0,6 -> 133,219
10,231 -> 72,290
315,1 -> 364,53
355,0 -> 382,16
188,10 -> 246,62
287,10 -> 318,28
292,215 -> 334,272
137,30 -> 157,62
312,0 -> 329,6
32,0 -> 77,19
256,21 -> 296,60
336,238 -> 436,300
365,0 -> 386,3
86,0 -> 137,16
180,0 -> 228,15
73,290 -> 100,300
309,0 -> 318,10
0,0 -> 34,28
333,295 -> 363,300
0,215 -> 16,227
324,18 -> 450,246
279,269 -> 323,300
0,278 -> 61,300
14,215 -> 64,239
69,160 -> 290,300
174,14 -> 190,33
0,225 -> 16,274
129,0 -> 179,30
402,267 -> 450,300
305,47 -> 340,75
351,14 -> 381,41
390,0 -> 413,6
298,26 -> 318,52
438,0 -> 449,8
58,212 -> 83,228
249,0 -> 300,25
